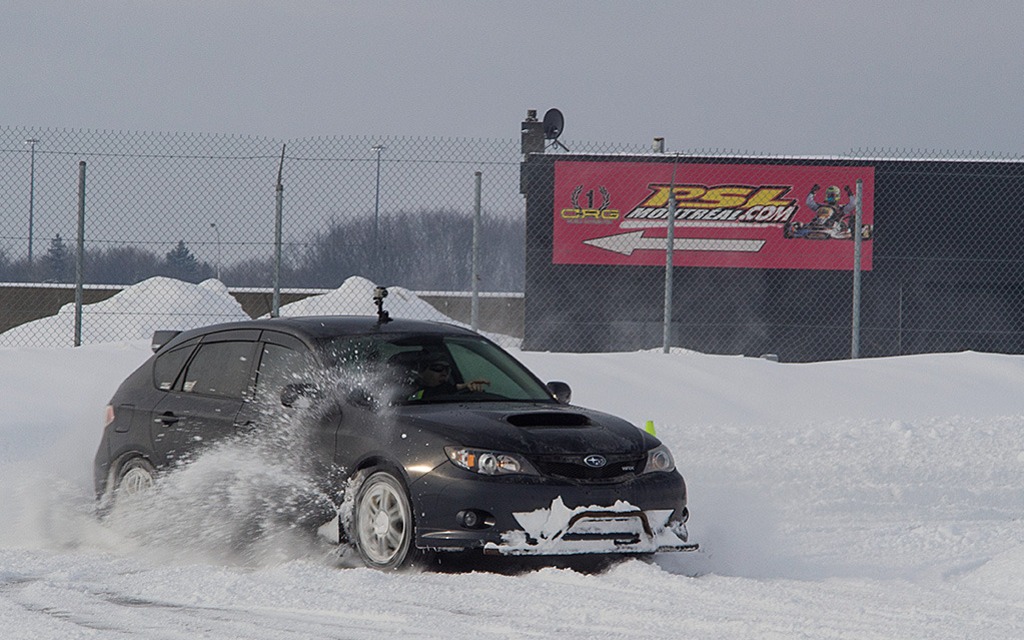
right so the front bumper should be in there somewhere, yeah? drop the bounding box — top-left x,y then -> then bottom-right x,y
409,462 -> 695,555
483,498 -> 697,556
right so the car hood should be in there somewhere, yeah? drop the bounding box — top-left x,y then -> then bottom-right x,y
392,402 -> 649,455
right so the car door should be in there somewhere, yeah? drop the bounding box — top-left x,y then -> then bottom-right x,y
149,330 -> 259,465
239,331 -> 338,471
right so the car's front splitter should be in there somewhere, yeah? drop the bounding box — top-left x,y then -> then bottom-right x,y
482,497 -> 698,556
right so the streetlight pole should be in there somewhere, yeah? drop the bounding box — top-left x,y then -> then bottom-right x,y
210,222 -> 221,281
371,144 -> 385,281
25,138 -> 39,265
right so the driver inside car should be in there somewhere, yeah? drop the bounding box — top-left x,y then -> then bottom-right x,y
410,352 -> 489,400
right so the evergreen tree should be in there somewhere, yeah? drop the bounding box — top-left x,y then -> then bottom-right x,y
87,245 -> 162,285
164,240 -> 200,282
41,235 -> 73,282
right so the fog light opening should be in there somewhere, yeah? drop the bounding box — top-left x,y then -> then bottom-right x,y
456,509 -> 495,530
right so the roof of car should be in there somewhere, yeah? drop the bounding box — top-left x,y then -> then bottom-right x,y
261,316 -> 477,339
159,315 -> 479,353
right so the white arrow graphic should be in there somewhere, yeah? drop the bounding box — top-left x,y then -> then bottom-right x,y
583,230 -> 765,256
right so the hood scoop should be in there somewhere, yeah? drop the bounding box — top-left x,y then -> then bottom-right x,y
506,412 -> 592,428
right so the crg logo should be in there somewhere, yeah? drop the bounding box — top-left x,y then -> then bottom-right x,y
583,454 -> 607,468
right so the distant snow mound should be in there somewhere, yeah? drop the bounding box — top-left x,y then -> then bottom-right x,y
277,276 -> 455,324
0,277 -> 250,347
959,545 -> 1024,595
278,277 -> 520,347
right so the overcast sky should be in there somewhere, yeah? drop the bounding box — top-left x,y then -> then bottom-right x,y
2,1 -> 1021,156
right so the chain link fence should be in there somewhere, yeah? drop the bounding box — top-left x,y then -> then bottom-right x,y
2,125 -> 1022,360
0,126 -> 642,348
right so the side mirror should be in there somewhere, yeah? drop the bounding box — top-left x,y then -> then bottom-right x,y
546,381 -> 571,404
281,382 -> 321,409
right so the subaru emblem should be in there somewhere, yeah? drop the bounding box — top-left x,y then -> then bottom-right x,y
583,454 -> 607,468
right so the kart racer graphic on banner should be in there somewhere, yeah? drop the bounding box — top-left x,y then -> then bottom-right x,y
783,183 -> 873,241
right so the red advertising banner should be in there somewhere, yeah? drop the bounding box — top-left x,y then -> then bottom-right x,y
553,161 -> 874,270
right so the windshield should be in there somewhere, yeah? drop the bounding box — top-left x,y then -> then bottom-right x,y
318,333 -> 556,405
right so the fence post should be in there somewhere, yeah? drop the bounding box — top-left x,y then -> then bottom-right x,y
663,157 -> 680,353
851,178 -> 864,358
272,144 -> 285,318
471,171 -> 482,330
74,161 -> 86,347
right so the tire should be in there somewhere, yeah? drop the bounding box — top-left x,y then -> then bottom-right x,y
353,470 -> 417,570
115,457 -> 156,499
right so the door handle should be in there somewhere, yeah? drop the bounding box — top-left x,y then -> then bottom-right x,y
158,412 -> 180,426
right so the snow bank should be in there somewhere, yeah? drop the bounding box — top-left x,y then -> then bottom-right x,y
0,278 -> 250,347
276,276 -> 453,322
277,276 -> 517,346
0,275 -> 514,350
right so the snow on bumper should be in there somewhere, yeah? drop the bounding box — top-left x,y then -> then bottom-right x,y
483,497 -> 698,556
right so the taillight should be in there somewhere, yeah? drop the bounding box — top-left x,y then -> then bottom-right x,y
105,404 -> 115,427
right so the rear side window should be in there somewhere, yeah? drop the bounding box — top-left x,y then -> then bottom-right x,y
181,341 -> 255,399
153,342 -> 198,391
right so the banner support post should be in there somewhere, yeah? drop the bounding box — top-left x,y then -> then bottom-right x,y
851,178 -> 864,359
662,155 -> 680,354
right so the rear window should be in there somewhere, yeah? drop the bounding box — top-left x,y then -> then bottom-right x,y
152,341 -> 198,391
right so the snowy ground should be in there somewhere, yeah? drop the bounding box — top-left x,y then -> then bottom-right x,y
1,279 -> 1023,638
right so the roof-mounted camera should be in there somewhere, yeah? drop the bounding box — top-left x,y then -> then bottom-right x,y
373,286 -> 391,324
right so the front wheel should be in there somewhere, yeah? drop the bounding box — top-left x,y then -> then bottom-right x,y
353,471 -> 418,570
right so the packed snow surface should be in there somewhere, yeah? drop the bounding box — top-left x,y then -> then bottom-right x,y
1,277 -> 1023,638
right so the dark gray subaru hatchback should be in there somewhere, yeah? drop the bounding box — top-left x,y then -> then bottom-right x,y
94,300 -> 695,569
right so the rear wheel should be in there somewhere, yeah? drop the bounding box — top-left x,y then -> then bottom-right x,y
353,471 -> 417,570
116,457 -> 155,499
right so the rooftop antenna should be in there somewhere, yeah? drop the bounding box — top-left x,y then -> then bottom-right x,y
373,286 -> 391,324
543,108 -> 570,152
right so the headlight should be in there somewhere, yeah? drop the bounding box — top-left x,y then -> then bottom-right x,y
445,447 -> 539,476
642,444 -> 676,474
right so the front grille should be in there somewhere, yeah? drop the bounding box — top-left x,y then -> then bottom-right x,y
530,453 -> 645,484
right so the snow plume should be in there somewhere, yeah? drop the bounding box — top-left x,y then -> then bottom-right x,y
99,443 -> 338,567
93,356 -> 417,568
98,386 -> 345,567
0,343 -> 340,566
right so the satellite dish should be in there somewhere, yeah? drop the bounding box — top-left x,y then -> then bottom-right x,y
542,108 -> 570,151
542,109 -> 563,140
